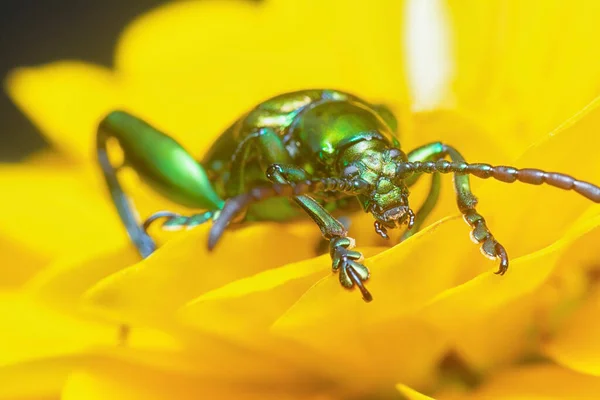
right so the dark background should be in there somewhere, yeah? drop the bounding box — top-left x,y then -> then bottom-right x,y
0,0 -> 167,161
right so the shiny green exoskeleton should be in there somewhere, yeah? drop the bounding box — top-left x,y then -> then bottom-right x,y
97,89 -> 600,302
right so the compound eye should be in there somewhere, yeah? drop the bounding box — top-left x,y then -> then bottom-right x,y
343,165 -> 360,179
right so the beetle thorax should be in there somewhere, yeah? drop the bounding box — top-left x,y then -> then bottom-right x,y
339,140 -> 414,231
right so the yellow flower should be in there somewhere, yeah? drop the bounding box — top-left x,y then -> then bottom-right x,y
3,0 -> 600,398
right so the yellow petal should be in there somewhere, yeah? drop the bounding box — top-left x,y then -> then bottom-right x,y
466,364 -> 600,399
6,62 -> 120,160
407,110 -> 511,165
0,293 -> 115,366
0,355 -> 85,400
84,223 -> 319,325
396,383 -> 436,400
180,246 -> 383,341
0,164 -> 128,260
434,294 -> 537,372
61,365 -> 313,400
181,264 -> 447,389
114,0 -> 410,154
419,213 -> 600,335
195,217 -> 491,386
179,253 -> 335,339
447,1 -> 600,156
272,216 -> 482,334
0,235 -> 47,288
271,316 -> 448,391
543,286 -> 600,376
406,110 -> 511,231
465,96 -> 600,259
26,246 -> 140,308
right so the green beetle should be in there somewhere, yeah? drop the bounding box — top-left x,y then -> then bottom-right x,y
97,89 -> 600,302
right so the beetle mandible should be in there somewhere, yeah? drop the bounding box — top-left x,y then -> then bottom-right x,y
96,89 -> 600,302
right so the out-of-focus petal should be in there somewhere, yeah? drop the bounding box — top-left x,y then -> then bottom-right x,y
114,0 -> 410,154
0,293 -> 114,366
446,1 -> 600,156
0,164 -> 128,261
183,269 -> 448,389
419,214 -> 600,337
6,62 -> 121,160
271,217 -> 482,333
271,316 -> 447,391
61,359 -> 329,400
544,286 -> 600,376
83,223 -> 318,325
464,364 -> 600,399
396,383 -> 436,400
465,97 -> 600,259
26,247 -> 140,308
434,295 -> 537,372
406,110 -> 511,229
0,355 -> 86,400
0,235 -> 47,288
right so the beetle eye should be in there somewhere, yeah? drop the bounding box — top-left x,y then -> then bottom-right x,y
343,165 -> 360,178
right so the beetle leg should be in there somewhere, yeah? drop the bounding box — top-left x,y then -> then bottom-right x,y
229,127 -> 372,301
267,164 -> 372,302
405,142 -> 508,274
97,111 -> 224,257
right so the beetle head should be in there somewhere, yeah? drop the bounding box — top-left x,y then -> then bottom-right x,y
340,143 -> 414,238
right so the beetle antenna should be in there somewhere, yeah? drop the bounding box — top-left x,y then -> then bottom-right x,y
395,160 -> 600,202
208,177 -> 371,249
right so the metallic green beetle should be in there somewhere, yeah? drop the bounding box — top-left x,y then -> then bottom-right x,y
97,89 -> 600,302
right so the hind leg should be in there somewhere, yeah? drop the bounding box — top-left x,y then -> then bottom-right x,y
97,111 -> 224,257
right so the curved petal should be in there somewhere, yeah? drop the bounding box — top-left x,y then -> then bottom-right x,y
0,293 -> 115,366
61,359 -> 330,400
271,216 -> 483,334
446,1 -> 600,157
419,214 -> 600,333
405,110 -> 511,230
0,355 -> 86,400
179,250 -> 448,389
271,316 -> 448,391
5,62 -> 121,160
0,235 -> 47,288
464,96 -> 600,259
0,164 -> 128,263
83,223 -> 319,325
543,286 -> 600,376
465,364 -> 600,399
26,246 -> 140,308
114,0 -> 410,154
433,294 -> 537,372
396,383 -> 436,400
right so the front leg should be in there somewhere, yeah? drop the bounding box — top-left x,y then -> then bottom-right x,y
406,142 -> 508,274
225,127 -> 373,301
267,164 -> 372,302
